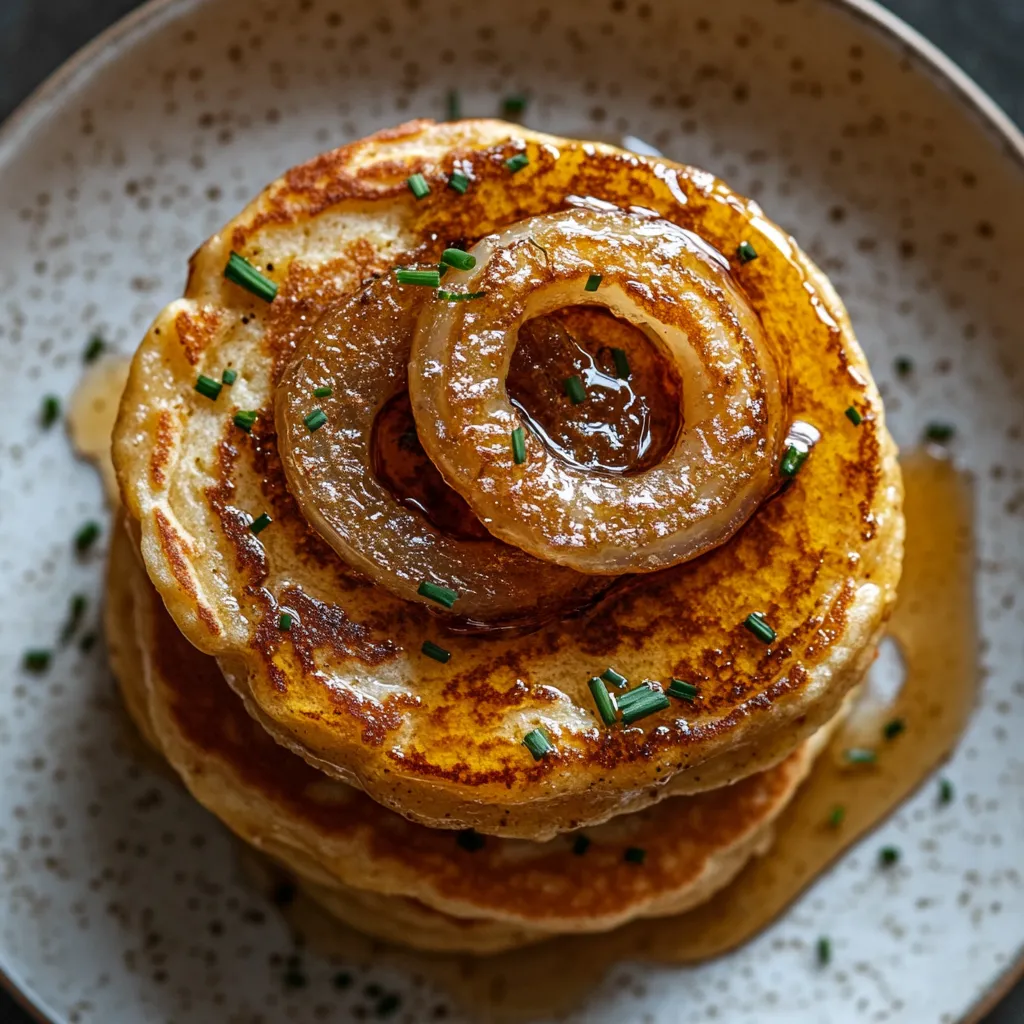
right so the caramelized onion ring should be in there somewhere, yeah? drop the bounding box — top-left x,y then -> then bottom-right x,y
408,205 -> 784,574
275,276 -> 611,624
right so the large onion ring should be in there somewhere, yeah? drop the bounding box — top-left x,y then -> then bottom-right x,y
408,204 -> 785,574
275,274 -> 611,624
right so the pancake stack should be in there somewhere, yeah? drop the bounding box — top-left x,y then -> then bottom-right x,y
107,120 -> 904,953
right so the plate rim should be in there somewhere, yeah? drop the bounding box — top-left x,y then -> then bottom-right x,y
0,0 -> 1020,1021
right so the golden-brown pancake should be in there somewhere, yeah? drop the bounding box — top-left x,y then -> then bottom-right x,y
113,119 -> 903,838
106,521 -> 842,952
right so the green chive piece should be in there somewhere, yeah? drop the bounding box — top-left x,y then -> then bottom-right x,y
827,805 -> 846,828
84,335 -> 106,363
233,409 -> 257,433
313,385 -> 333,398
737,241 -> 758,264
79,631 -> 97,653
40,394 -> 61,428
278,613 -> 293,631
60,594 -> 88,644
939,778 -> 955,805
817,936 -> 832,966
417,581 -> 459,609
925,421 -> 955,443
195,374 -> 222,401
23,649 -> 52,673
667,678 -> 699,702
395,268 -> 442,288
457,829 -> 485,852
617,683 -> 654,709
446,89 -> 460,121
883,717 -> 905,740
511,426 -> 527,465
894,356 -> 914,377
600,667 -> 627,689
584,273 -> 602,292
303,408 -> 327,432
572,835 -> 591,856
845,405 -> 863,426
249,512 -> 272,535
505,152 -> 530,174
221,368 -> 238,385
780,445 -> 809,478
523,727 -> 552,761
436,289 -> 487,302
406,173 -> 431,200
440,247 -> 477,271
619,687 -> 670,725
564,375 -> 587,405
611,348 -> 631,380
502,94 -> 528,116
879,846 -> 900,867
224,251 -> 278,302
588,677 -> 618,726
75,521 -> 101,554
422,641 -> 451,664
448,171 -> 470,194
844,747 -> 877,765
743,612 -> 776,644
624,847 -> 646,865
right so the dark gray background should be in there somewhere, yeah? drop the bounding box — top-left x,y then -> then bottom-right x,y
0,2 -> 1020,1022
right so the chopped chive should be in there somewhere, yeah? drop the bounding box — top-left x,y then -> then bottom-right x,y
845,405 -> 862,426
523,727 -> 553,760
436,289 -> 486,302
74,521 -> 101,554
563,375 -> 587,405
505,152 -> 529,174
844,747 -> 877,765
743,612 -> 776,644
79,631 -> 97,654
456,829 -> 485,852
395,268 -> 442,288
440,247 -> 477,271
422,641 -> 451,664
924,421 -> 955,443
938,777 -> 955,805
406,173 -> 431,200
879,846 -> 900,867
60,594 -> 88,644
827,805 -> 846,828
620,687 -> 670,725
221,368 -> 238,385
417,580 -> 459,609
572,834 -> 591,856
83,334 -> 106,363
313,385 -> 333,398
249,512 -> 272,535
511,426 -> 527,465
23,649 -> 52,673
303,408 -> 327,432
600,667 -> 627,689
233,409 -> 257,433
883,717 -> 905,740
624,847 -> 646,865
224,251 -> 278,302
817,936 -> 832,966
40,394 -> 61,428
737,241 -> 758,264
894,356 -> 914,377
667,678 -> 699,702
617,682 -> 655,708
448,170 -> 470,194
588,677 -> 618,726
584,273 -> 602,292
780,445 -> 809,478
446,89 -> 460,121
502,94 -> 528,116
611,348 -> 631,380
278,613 -> 293,631
195,374 -> 222,401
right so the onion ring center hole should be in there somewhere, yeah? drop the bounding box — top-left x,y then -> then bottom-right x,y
506,305 -> 682,474
370,391 -> 490,541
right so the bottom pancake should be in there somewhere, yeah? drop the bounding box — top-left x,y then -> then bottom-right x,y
106,521 -> 842,954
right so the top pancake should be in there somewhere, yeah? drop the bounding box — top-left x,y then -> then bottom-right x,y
113,119 -> 903,839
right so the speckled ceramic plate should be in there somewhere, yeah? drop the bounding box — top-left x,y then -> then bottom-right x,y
0,0 -> 1022,1021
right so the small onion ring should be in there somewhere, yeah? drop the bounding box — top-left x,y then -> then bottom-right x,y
275,275 -> 612,624
408,205 -> 785,574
